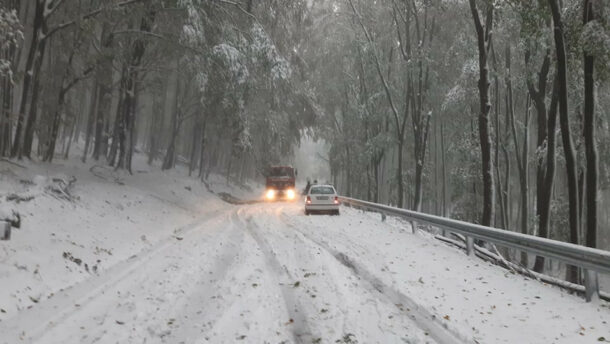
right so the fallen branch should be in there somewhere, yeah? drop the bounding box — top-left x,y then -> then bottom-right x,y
6,193 -> 35,203
434,234 -> 609,301
46,176 -> 77,201
90,165 -> 124,185
89,165 -> 109,181
0,158 -> 26,169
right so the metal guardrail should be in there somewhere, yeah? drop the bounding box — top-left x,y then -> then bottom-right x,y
338,196 -> 610,302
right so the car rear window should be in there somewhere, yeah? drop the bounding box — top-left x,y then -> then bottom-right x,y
310,186 -> 335,195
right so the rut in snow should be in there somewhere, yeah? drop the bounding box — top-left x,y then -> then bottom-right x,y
238,208 -> 313,344
280,212 -> 468,344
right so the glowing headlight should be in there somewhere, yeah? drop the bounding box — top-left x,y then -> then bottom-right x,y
286,189 -> 296,200
265,189 -> 276,200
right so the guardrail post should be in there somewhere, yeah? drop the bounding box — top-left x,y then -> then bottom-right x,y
584,269 -> 599,302
1,221 -> 10,240
466,236 -> 474,256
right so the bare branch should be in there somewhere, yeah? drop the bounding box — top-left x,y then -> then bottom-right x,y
44,0 -> 146,40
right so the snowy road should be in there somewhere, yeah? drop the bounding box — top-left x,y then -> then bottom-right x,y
1,201 -> 609,343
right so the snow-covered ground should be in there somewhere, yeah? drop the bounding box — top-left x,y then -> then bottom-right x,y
1,158 -> 609,343
204,172 -> 266,201
0,156 -> 225,323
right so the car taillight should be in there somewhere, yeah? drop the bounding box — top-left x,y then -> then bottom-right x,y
334,196 -> 340,204
306,196 -> 311,204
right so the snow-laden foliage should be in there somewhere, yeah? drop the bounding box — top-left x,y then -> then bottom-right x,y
442,59 -> 477,111
442,84 -> 466,111
250,23 -> 292,82
181,4 -> 205,47
581,18 -> 610,80
213,43 -> 249,85
0,8 -> 22,79
582,20 -> 610,60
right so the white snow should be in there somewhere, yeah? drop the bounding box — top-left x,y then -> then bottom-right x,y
1,157 -> 609,343
0,155 -> 226,328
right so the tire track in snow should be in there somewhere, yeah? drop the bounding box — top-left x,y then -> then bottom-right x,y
236,207 -> 313,344
148,209 -> 247,343
0,209 -> 232,343
268,206 -> 435,343
278,210 -> 468,344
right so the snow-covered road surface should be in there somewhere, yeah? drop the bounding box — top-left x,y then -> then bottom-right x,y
1,201 -> 609,343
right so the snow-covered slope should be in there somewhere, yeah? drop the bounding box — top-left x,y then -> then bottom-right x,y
0,156 -> 226,325
1,158 -> 609,343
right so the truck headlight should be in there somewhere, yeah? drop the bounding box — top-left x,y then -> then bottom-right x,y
265,189 -> 276,200
286,189 -> 295,200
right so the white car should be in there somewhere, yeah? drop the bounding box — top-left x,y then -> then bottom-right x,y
305,185 -> 340,215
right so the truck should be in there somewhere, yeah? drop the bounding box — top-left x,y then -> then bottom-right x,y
264,165 -> 297,201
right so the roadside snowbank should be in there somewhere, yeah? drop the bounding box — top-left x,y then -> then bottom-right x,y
0,155 -> 227,321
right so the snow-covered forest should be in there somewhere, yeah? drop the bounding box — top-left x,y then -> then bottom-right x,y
1,1 -> 610,341
0,0 -> 610,342
4,0 -> 608,270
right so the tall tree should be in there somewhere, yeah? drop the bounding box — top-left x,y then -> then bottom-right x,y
582,0 -> 598,250
11,0 -> 46,158
468,0 -> 495,226
548,0 -> 580,282
0,2 -> 21,157
393,0 -> 435,212
349,0 -> 410,208
111,6 -> 157,173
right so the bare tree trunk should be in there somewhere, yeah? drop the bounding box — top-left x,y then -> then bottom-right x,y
1,57 -> 12,156
114,9 -> 156,173
345,144 -> 352,197
206,134 -> 220,180
124,83 -> 138,172
492,44 -> 506,228
0,0 -> 19,156
526,44 -> 553,271
93,82 -> 110,160
44,32 -> 91,162
412,25 -> 434,212
93,23 -> 113,161
548,0 -> 580,283
440,122 -> 447,217
583,0 -> 598,249
11,0 -> 44,159
63,112 -> 77,159
22,13 -> 50,159
510,90 -> 530,266
533,79 -> 559,272
198,114 -> 207,180
188,121 -> 200,176
107,66 -> 126,167
44,90 -> 67,162
469,0 -> 495,226
397,138 -> 404,207
82,84 -> 99,162
147,94 -> 162,165
162,77 -> 180,171
349,0 -> 407,208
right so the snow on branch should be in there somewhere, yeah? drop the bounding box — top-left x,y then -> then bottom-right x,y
213,43 -> 249,85
0,8 -> 23,80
